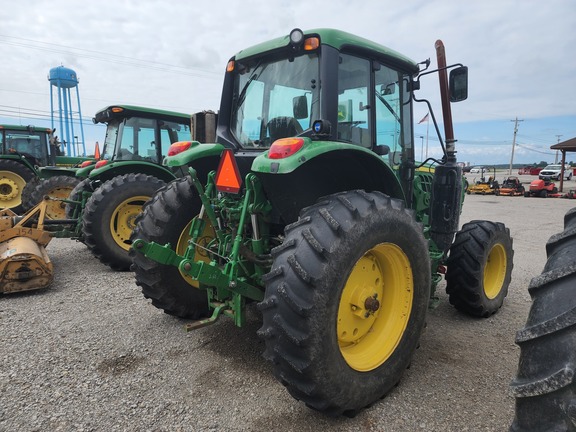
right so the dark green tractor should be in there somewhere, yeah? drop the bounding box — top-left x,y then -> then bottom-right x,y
132,29 -> 514,415
0,124 -> 90,213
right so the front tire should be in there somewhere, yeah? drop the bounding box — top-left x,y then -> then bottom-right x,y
83,173 -> 165,270
131,176 -> 210,319
445,220 -> 513,317
258,191 -> 430,416
510,207 -> 576,431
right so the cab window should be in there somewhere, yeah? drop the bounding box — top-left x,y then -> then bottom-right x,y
337,54 -> 371,148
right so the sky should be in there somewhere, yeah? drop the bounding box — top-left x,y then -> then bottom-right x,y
1,0 -> 575,166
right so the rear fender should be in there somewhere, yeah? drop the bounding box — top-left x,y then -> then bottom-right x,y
88,161 -> 177,184
163,142 -> 226,168
36,167 -> 79,178
251,139 -> 404,225
0,156 -> 38,174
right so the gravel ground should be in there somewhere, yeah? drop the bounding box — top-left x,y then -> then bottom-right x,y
1,174 -> 575,431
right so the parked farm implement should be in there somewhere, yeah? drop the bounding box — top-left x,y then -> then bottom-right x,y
496,176 -> 525,196
524,179 -> 561,198
467,167 -> 499,195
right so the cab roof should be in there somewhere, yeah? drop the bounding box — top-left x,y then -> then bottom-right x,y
234,28 -> 419,74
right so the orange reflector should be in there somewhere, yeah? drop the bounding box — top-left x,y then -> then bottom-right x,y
304,37 -> 320,50
268,138 -> 304,159
226,60 -> 235,72
167,141 -> 192,156
94,141 -> 101,159
94,160 -> 108,169
80,160 -> 94,168
111,107 -> 124,113
215,149 -> 242,194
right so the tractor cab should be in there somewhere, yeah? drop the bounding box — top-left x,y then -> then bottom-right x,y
93,105 -> 192,165
214,29 -> 467,224
218,29 -> 418,186
1,126 -> 52,166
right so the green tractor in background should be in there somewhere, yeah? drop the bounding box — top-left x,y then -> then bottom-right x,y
0,124 -> 91,213
26,105 -> 217,271
132,28 -> 514,415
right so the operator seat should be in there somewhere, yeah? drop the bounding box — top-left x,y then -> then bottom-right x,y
267,116 -> 303,143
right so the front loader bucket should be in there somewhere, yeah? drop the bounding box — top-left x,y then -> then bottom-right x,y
0,236 -> 53,293
0,199 -> 55,293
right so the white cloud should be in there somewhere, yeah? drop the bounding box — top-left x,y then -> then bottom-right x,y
1,0 -> 574,153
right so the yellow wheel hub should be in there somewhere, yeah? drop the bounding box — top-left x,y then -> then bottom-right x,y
44,186 -> 76,219
337,243 -> 413,372
110,195 -> 149,251
483,243 -> 507,299
0,172 -> 25,208
176,216 -> 216,288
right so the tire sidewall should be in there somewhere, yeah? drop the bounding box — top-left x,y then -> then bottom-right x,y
83,174 -> 164,268
313,213 -> 429,403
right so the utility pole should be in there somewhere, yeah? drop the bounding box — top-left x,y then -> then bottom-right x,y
508,117 -> 524,175
554,134 -> 562,163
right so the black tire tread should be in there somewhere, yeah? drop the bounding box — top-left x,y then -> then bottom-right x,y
258,190 -> 430,416
510,206 -> 576,432
445,220 -> 514,317
26,175 -> 80,214
65,178 -> 94,220
130,176 -> 209,319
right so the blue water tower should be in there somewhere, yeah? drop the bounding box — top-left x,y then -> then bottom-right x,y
48,66 -> 86,156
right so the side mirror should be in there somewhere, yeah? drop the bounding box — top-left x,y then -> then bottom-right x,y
449,66 -> 468,102
380,83 -> 396,95
293,95 -> 309,119
374,145 -> 390,156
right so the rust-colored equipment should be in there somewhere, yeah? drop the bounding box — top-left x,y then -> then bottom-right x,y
497,176 -> 525,196
0,200 -> 54,293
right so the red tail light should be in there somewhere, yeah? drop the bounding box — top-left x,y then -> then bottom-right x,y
168,141 -> 193,156
268,138 -> 304,159
80,160 -> 94,168
94,160 -> 108,169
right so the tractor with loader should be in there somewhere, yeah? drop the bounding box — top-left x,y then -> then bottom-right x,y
131,28 -> 514,416
0,124 -> 91,214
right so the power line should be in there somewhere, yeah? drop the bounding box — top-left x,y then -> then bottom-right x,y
0,34 -> 222,79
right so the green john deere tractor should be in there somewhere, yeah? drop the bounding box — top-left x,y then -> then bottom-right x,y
26,105 -> 217,271
0,124 -> 90,213
131,28 -> 514,415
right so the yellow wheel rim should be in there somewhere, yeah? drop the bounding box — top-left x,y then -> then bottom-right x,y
176,216 -> 216,288
44,185 -> 76,219
110,195 -> 149,251
483,243 -> 507,299
0,171 -> 26,209
337,243 -> 413,372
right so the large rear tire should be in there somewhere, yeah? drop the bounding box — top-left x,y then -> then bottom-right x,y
83,173 -> 165,271
131,176 -> 210,319
445,220 -> 514,317
510,207 -> 576,431
258,190 -> 430,416
0,160 -> 35,213
24,175 -> 80,219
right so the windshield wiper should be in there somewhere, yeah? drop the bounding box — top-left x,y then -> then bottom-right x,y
236,61 -> 267,108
